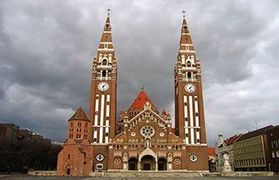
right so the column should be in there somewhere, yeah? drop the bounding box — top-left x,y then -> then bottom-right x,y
155,159 -> 158,171
138,160 -> 141,171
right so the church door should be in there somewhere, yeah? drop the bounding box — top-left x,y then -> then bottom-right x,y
141,155 -> 155,170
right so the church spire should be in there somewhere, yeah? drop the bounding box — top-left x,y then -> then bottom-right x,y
179,13 -> 194,52
98,10 -> 114,50
89,9 -> 118,144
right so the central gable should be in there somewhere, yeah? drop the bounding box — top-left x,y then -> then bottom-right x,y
127,90 -> 159,118
111,103 -> 183,145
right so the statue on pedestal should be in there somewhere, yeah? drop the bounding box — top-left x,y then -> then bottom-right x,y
222,153 -> 232,173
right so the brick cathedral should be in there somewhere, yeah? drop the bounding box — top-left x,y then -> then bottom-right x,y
57,13 -> 208,176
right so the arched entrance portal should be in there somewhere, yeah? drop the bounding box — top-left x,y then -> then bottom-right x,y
141,155 -> 156,170
128,157 -> 138,170
158,158 -> 167,171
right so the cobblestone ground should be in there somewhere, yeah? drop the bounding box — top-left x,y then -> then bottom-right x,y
0,176 -> 279,180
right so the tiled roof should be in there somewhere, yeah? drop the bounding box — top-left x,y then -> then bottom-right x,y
68,107 -> 90,122
128,90 -> 158,113
224,134 -> 242,145
237,125 -> 273,142
208,147 -> 215,156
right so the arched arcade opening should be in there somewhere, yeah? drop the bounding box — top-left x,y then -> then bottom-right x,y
141,155 -> 156,170
128,157 -> 138,170
158,157 -> 167,171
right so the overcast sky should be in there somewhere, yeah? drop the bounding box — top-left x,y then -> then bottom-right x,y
0,0 -> 278,146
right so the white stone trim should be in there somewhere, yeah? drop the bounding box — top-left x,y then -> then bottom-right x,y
105,119 -> 109,143
183,96 -> 189,144
94,114 -> 98,126
99,94 -> 105,143
99,41 -> 113,44
98,48 -> 114,52
194,96 -> 199,127
106,104 -> 110,117
104,94 -> 110,143
106,94 -> 110,102
180,43 -> 194,46
95,97 -> 99,112
179,50 -> 196,53
189,96 -> 194,144
93,130 -> 97,142
186,143 -> 207,147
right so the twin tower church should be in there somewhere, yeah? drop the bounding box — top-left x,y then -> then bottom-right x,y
57,13 -> 208,176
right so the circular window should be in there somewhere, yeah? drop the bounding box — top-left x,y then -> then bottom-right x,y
174,158 -> 181,164
159,132 -> 165,137
131,132 -> 136,137
96,154 -> 105,161
189,154 -> 198,162
140,125 -> 155,138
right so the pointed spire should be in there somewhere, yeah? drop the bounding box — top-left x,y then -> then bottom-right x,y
98,10 -> 114,49
104,15 -> 111,31
179,13 -> 194,51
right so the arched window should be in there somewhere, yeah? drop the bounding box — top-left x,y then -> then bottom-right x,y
102,59 -> 108,65
187,72 -> 191,78
186,61 -> 191,67
102,70 -> 107,77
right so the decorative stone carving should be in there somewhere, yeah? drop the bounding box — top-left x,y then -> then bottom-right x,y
114,157 -> 121,164
141,125 -> 155,138
189,154 -> 198,162
122,152 -> 128,162
222,153 -> 232,173
174,158 -> 181,164
167,153 -> 173,163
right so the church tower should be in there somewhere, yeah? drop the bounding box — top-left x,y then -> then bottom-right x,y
89,13 -> 117,144
174,16 -> 207,146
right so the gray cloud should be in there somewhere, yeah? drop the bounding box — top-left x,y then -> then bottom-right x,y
0,0 -> 278,145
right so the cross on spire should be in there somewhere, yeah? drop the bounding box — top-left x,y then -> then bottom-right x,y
107,8 -> 111,16
182,10 -> 186,18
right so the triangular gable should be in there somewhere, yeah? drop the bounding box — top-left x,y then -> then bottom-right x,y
128,102 -> 168,128
68,107 -> 90,122
128,90 -> 159,113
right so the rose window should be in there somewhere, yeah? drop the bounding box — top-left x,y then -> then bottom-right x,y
140,125 -> 155,138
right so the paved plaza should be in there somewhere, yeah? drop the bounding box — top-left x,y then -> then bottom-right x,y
1,176 -> 279,180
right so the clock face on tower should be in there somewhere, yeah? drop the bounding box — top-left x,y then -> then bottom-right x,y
98,82 -> 109,92
185,83 -> 196,93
